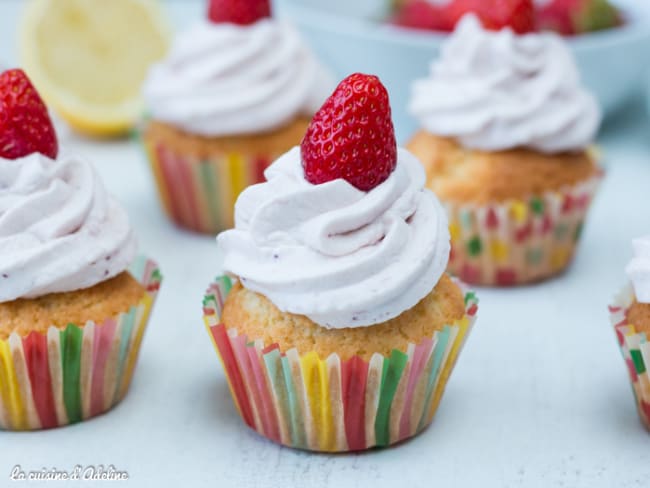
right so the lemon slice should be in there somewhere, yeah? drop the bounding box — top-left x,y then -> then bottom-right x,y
20,0 -> 170,137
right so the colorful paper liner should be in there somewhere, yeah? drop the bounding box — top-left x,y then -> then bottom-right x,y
203,276 -> 478,452
445,173 -> 602,286
609,286 -> 650,430
141,132 -> 281,234
0,256 -> 162,431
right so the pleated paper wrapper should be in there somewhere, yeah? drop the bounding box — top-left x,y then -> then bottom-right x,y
610,285 -> 650,430
446,173 -> 602,286
203,276 -> 478,452
141,132 -> 279,234
0,256 -> 162,431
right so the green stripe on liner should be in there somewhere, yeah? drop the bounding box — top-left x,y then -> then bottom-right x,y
374,349 -> 408,447
200,161 -> 221,231
263,349 -> 291,444
151,269 -> 163,284
418,326 -> 452,432
530,197 -> 545,215
217,276 -> 233,296
464,292 -> 477,306
574,221 -> 584,242
631,349 -> 646,375
60,324 -> 83,424
281,355 -> 306,449
215,156 -> 230,230
113,307 -> 137,403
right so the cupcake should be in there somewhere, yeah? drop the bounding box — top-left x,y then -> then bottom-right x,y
0,69 -> 161,431
141,0 -> 333,234
407,15 -> 602,286
203,73 -> 479,452
610,236 -> 650,430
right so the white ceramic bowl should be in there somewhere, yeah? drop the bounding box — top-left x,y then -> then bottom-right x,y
277,0 -> 650,141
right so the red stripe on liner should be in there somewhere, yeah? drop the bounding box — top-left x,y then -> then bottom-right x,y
246,346 -> 281,443
254,157 -> 270,184
90,319 -> 118,417
173,152 -> 202,232
156,144 -> 184,224
262,343 -> 280,355
211,324 -> 254,428
23,332 -> 58,429
615,326 -> 626,346
341,356 -> 368,451
398,338 -> 434,442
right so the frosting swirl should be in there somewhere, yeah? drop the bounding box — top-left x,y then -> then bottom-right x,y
627,236 -> 650,304
143,19 -> 333,137
0,152 -> 137,302
217,147 -> 450,329
409,15 -> 601,153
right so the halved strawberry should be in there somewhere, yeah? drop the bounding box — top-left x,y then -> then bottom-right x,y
450,0 -> 537,34
391,1 -> 455,32
301,73 -> 397,192
0,68 -> 58,160
207,0 -> 271,25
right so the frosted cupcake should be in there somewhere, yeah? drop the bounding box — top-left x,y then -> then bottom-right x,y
407,15 -> 602,286
142,0 -> 333,234
203,73 -> 479,452
610,237 -> 650,430
0,69 -> 161,431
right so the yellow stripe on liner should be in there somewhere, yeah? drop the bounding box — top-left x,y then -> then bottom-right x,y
300,352 -> 334,452
0,339 -> 26,430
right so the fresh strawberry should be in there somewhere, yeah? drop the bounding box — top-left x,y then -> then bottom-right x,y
0,69 -> 58,160
537,0 -> 621,36
207,0 -> 271,25
301,73 -> 397,192
391,1 -> 455,32
536,0 -> 576,34
450,0 -> 536,34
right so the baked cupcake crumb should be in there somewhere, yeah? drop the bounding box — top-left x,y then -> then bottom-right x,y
222,273 -> 466,361
145,116 -> 311,157
627,301 -> 650,335
408,132 -> 599,204
0,272 -> 145,340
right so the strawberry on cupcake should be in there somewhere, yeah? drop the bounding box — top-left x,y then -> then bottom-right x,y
0,68 -> 58,160
0,69 -> 162,431
203,73 -> 479,452
406,13 -> 603,286
142,0 -> 334,234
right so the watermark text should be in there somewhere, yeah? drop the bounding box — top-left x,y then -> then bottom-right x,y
10,465 -> 128,482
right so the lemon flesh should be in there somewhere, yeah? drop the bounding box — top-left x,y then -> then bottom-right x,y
21,0 -> 170,137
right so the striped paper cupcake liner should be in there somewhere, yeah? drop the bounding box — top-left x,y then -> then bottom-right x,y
0,256 -> 162,431
142,134 -> 277,234
203,276 -> 478,452
610,286 -> 650,430
445,172 -> 602,286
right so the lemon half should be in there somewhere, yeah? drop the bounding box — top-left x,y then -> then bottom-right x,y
20,0 -> 170,137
